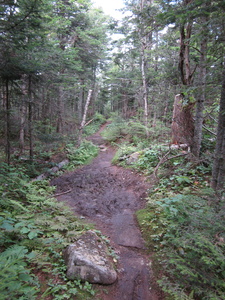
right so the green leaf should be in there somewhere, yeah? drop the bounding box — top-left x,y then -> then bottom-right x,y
0,220 -> 14,231
176,176 -> 191,184
28,231 -> 38,239
26,251 -> 36,259
21,227 -> 30,234
19,273 -> 32,281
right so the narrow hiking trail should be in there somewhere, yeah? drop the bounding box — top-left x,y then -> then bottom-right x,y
51,125 -> 163,300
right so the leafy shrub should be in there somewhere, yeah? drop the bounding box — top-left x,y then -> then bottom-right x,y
147,120 -> 171,142
101,117 -> 170,146
111,144 -> 137,165
0,163 -> 30,210
35,119 -> 56,135
66,140 -> 98,168
94,112 -> 106,122
157,159 -> 211,192
83,113 -> 106,136
101,119 -> 129,142
134,148 -> 160,172
0,163 -> 96,299
0,245 -> 38,300
142,192 -> 225,300
127,121 -> 148,138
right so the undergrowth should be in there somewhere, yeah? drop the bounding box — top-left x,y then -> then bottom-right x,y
0,148 -> 98,299
3,113 -> 105,178
66,140 -> 99,170
82,112 -> 106,136
0,115 -> 104,299
132,147 -> 225,299
137,190 -> 225,300
101,116 -> 170,145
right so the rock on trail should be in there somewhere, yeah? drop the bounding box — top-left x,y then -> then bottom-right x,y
51,126 -> 163,300
64,230 -> 117,285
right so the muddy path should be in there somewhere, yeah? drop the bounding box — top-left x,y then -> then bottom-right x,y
51,125 -> 163,300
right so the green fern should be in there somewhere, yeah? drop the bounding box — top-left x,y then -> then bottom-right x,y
155,193 -> 225,299
0,245 -> 38,300
0,163 -> 95,299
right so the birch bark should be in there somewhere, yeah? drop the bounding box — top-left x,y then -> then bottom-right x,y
78,89 -> 92,145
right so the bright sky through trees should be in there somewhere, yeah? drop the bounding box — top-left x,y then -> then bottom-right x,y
93,0 -> 124,19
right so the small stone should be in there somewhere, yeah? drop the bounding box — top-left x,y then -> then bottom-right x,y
126,152 -> 140,164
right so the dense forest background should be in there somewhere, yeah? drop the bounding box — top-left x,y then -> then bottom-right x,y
1,0 -> 225,187
1,0 -> 225,186
0,0 -> 225,299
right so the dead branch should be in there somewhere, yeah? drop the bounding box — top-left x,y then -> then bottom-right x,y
202,125 -> 216,136
205,113 -> 218,124
153,151 -> 189,179
84,118 -> 94,127
54,189 -> 72,197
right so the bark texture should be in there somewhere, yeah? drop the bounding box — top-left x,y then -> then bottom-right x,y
4,79 -> 10,164
211,67 -> 225,190
78,89 -> 92,145
192,16 -> 208,157
171,94 -> 194,146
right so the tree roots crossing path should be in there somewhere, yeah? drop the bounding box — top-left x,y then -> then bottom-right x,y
51,125 -> 163,300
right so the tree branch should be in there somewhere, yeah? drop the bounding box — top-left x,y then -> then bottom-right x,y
202,125 -> 216,136
153,151 -> 189,179
54,189 -> 72,197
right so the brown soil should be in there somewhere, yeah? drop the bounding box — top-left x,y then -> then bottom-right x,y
51,124 -> 164,300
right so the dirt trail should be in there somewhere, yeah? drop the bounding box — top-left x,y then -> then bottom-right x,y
51,125 -> 162,300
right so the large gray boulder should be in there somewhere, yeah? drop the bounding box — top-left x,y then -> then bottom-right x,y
64,230 -> 117,285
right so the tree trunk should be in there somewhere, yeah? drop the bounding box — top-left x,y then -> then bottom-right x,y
19,103 -> 26,154
141,38 -> 148,130
176,2 -> 195,148
19,76 -> 28,154
192,34 -> 207,157
211,66 -> 225,191
78,89 -> 92,145
56,86 -> 64,133
78,80 -> 84,122
179,22 -> 193,86
41,88 -> 50,132
138,0 -> 151,134
28,76 -> 33,161
4,79 -> 11,164
171,94 -> 194,146
178,0 -> 194,85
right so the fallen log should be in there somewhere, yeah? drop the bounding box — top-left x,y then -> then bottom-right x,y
32,159 -> 69,181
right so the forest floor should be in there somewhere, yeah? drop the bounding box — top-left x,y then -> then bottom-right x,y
51,124 -> 164,300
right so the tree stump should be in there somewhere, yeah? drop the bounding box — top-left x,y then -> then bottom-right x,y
171,94 -> 194,147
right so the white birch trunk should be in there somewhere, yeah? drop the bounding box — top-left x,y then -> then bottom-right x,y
141,39 -> 148,131
78,89 -> 92,145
